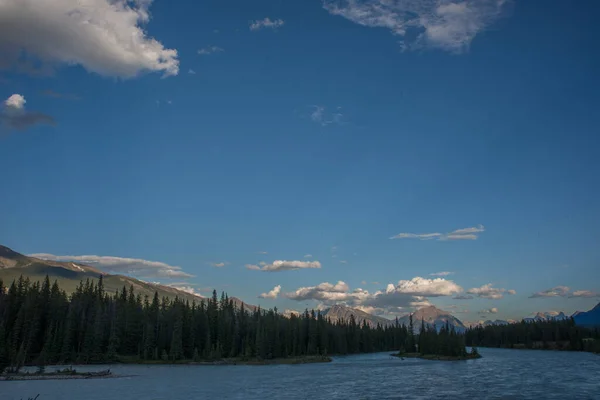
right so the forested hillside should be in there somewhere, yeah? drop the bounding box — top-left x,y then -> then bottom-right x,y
465,318 -> 600,352
0,276 -> 412,371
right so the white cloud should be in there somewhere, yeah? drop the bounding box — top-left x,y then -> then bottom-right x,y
481,307 -> 499,314
392,277 -> 463,297
210,262 -> 226,268
304,254 -> 313,258
259,285 -> 282,299
4,94 -> 25,109
0,0 -> 178,77
430,271 -> 454,277
197,46 -> 224,55
390,232 -> 442,240
286,277 -> 460,315
529,286 -> 570,298
1,94 -> 54,131
283,309 -> 300,317
310,105 -> 344,126
249,17 -> 285,31
340,260 -> 348,264
286,281 -> 358,303
467,283 -> 515,299
323,0 -> 507,53
30,253 -> 194,279
569,290 -> 600,298
188,69 -> 196,75
390,225 -> 485,241
257,251 -> 268,255
245,260 -> 321,272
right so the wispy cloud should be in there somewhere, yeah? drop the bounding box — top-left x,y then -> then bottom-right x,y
197,46 -> 224,55
210,262 -> 227,268
323,0 -> 507,53
390,225 -> 485,241
0,0 -> 178,77
30,253 -> 194,279
430,271 -> 454,277
257,251 -> 268,255
1,94 -> 54,131
188,69 -> 196,75
310,106 -> 344,126
467,283 -> 516,300
41,90 -> 80,100
529,286 -> 599,299
529,286 -> 570,298
249,17 -> 285,31
340,260 -> 348,264
303,254 -> 313,258
246,260 -> 322,272
259,285 -> 282,299
569,290 -> 600,298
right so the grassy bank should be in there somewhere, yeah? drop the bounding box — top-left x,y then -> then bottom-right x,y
392,352 -> 482,361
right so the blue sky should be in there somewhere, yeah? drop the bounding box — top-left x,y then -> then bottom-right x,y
1,0 -> 599,324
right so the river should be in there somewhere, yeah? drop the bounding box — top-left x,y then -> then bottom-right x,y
2,348 -> 599,399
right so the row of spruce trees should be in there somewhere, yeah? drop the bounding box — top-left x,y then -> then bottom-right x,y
465,318 -> 600,352
416,319 -> 469,357
1,275 -> 443,372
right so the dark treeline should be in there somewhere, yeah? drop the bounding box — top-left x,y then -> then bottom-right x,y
416,319 -> 468,357
465,319 -> 600,353
0,276 -> 415,372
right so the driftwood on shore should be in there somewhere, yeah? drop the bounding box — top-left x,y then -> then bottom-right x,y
0,369 -> 116,381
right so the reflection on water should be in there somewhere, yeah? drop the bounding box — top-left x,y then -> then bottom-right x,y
3,348 -> 600,400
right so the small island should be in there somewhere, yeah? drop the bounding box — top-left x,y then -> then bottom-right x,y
392,348 -> 481,361
391,318 -> 482,361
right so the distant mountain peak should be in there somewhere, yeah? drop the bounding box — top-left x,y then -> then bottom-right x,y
321,304 -> 394,327
398,305 -> 466,333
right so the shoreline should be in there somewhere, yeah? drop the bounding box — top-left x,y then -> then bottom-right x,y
112,355 -> 333,366
3,356 -> 333,379
391,353 -> 482,361
0,371 -> 127,381
470,345 -> 600,354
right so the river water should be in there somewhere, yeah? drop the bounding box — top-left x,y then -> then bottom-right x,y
2,348 -> 599,400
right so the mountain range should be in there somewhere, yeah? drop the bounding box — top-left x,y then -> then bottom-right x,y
2,244 -> 599,329
523,311 -> 568,323
318,304 -> 467,332
0,244 -> 257,311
